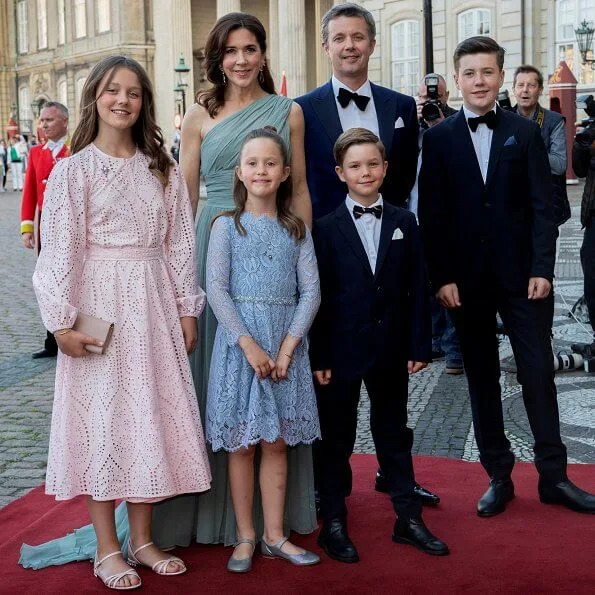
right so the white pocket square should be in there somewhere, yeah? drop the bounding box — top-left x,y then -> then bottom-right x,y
394,117 -> 405,129
392,228 -> 404,240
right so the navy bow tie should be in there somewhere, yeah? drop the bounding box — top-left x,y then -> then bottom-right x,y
467,110 -> 498,132
353,204 -> 382,219
337,87 -> 370,111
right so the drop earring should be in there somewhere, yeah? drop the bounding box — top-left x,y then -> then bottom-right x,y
259,67 -> 265,84
220,67 -> 227,86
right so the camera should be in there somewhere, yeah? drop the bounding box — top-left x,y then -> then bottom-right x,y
421,74 -> 444,124
497,89 -> 513,111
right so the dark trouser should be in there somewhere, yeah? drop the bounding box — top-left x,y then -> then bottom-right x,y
431,296 -> 462,364
581,221 -> 595,336
315,360 -> 421,522
449,287 -> 567,484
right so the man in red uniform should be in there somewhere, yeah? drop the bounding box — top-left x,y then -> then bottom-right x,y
21,101 -> 70,358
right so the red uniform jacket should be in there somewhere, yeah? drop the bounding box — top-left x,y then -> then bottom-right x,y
20,142 -> 70,237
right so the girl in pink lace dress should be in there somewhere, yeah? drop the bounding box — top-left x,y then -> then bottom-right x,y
32,56 -> 211,590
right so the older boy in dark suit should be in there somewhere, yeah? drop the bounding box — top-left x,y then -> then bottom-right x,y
310,128 -> 449,563
418,36 -> 595,516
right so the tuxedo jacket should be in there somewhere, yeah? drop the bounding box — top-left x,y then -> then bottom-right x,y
21,143 -> 70,236
418,107 -> 556,295
295,81 -> 418,220
309,201 -> 431,382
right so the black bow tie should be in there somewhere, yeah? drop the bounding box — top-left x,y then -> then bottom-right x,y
467,110 -> 498,132
353,204 -> 382,219
337,87 -> 370,111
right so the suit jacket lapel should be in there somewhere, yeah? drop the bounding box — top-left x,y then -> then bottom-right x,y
371,83 -> 394,153
335,203 -> 374,278
485,107 -> 509,188
311,81 -> 344,146
373,206 -> 398,281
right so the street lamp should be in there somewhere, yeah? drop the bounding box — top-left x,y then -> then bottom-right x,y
575,20 -> 595,70
174,55 -> 190,115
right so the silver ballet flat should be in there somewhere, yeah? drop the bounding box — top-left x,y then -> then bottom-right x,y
227,538 -> 256,573
261,537 -> 320,566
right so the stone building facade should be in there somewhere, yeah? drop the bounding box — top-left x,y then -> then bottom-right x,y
1,1 -> 594,143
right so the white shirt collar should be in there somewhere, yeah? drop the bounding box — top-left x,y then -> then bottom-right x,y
345,193 -> 383,211
462,104 -> 497,121
332,76 -> 372,99
45,135 -> 67,149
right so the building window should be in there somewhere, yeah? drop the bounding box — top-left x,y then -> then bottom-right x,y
17,0 -> 28,54
74,0 -> 87,39
458,8 -> 491,41
97,0 -> 111,33
19,86 -> 31,132
37,0 -> 48,49
391,20 -> 420,96
58,0 -> 66,45
555,0 -> 595,84
58,79 -> 68,109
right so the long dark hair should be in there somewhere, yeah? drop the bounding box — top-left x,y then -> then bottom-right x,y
215,127 -> 305,241
70,55 -> 172,187
198,13 -> 276,118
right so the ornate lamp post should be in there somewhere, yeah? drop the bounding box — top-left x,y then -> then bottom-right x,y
575,20 -> 595,70
174,55 -> 191,115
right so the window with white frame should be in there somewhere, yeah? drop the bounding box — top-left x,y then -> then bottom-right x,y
391,20 -> 420,96
458,8 -> 491,41
17,0 -> 28,54
37,0 -> 48,49
555,0 -> 595,84
97,0 -> 111,33
58,78 -> 68,110
58,0 -> 66,45
19,86 -> 31,128
74,0 -> 87,39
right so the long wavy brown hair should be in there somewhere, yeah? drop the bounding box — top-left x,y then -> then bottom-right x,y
70,56 -> 172,187
198,13 -> 276,118
214,127 -> 305,241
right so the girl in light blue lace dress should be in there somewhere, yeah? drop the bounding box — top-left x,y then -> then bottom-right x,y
206,127 -> 321,572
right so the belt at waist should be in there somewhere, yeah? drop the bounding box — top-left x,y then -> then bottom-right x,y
85,246 -> 164,261
232,295 -> 296,306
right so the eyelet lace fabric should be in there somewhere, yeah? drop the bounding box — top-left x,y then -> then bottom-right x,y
205,213 -> 321,452
32,145 -> 211,501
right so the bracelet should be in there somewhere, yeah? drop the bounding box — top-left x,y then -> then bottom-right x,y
55,328 -> 72,336
283,352 -> 293,359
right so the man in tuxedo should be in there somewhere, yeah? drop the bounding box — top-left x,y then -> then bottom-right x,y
311,128 -> 449,563
296,1 -> 438,507
21,101 -> 70,359
295,2 -> 418,220
418,36 -> 595,516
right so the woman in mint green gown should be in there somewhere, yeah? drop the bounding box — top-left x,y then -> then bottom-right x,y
20,13 -> 315,569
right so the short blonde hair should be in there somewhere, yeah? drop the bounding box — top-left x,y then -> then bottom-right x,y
333,127 -> 385,166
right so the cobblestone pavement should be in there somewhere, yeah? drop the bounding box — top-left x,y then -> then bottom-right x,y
1,185 -> 593,509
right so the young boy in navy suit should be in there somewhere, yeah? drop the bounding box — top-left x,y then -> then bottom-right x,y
310,128 -> 449,563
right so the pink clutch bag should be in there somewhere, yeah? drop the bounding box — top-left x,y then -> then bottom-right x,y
72,313 -> 115,354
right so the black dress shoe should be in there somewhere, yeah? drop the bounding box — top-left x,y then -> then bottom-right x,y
375,470 -> 440,506
477,478 -> 515,517
392,516 -> 449,556
32,348 -> 57,359
317,519 -> 359,563
539,479 -> 595,514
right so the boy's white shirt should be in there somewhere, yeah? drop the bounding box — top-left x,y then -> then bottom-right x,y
345,193 -> 383,273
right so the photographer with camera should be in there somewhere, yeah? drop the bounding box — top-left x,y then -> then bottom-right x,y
512,65 -> 570,226
573,94 -> 595,351
417,73 -> 458,134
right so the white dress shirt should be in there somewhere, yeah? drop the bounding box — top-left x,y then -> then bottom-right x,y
45,135 -> 67,158
463,104 -> 496,183
332,76 -> 379,136
345,194 -> 383,273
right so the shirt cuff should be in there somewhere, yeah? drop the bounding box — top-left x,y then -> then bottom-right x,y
21,221 -> 34,234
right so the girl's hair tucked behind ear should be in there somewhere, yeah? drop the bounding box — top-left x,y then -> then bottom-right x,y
70,55 -> 172,187
215,126 -> 305,240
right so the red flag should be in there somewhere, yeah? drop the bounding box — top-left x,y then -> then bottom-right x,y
280,70 -> 287,97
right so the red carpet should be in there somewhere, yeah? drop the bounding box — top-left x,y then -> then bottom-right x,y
1,455 -> 594,594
